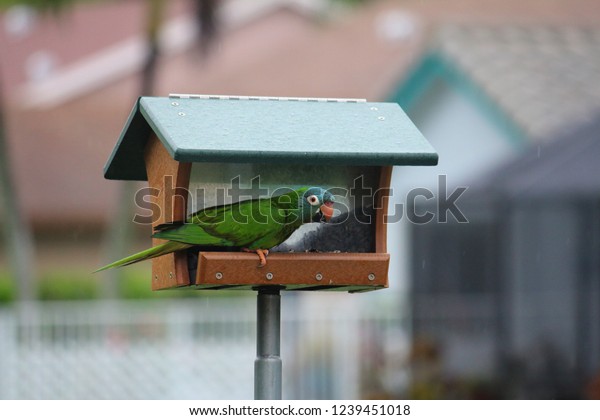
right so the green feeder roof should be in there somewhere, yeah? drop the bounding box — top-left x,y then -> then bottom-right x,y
104,94 -> 438,181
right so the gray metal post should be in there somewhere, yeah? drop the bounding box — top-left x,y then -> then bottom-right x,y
254,287 -> 282,400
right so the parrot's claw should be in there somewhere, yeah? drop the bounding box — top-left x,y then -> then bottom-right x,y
243,248 -> 269,267
256,249 -> 269,267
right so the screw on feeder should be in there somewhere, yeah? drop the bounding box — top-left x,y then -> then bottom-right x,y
178,112 -> 186,116
378,116 -> 385,121
368,273 -> 376,281
171,101 -> 179,106
315,273 -> 323,281
169,272 -> 173,279
266,272 -> 274,280
215,272 -> 223,280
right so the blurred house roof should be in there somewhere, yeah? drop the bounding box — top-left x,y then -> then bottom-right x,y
431,24 -> 600,141
473,114 -> 600,200
4,0 -> 329,108
2,0 -> 600,228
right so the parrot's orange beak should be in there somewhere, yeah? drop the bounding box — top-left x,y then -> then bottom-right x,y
319,201 -> 334,222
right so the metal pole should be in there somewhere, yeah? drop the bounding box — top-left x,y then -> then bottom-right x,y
254,287 -> 282,400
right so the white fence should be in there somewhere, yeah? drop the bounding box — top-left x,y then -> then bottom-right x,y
0,296 -> 408,399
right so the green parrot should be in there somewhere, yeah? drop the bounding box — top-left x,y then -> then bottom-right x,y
95,186 -> 335,271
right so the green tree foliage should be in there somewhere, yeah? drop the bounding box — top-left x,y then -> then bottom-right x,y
0,0 -> 97,12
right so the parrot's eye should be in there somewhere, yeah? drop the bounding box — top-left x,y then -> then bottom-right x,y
306,195 -> 320,206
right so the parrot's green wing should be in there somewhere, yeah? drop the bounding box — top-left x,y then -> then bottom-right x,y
95,187 -> 320,271
153,193 -> 303,249
151,223 -> 235,246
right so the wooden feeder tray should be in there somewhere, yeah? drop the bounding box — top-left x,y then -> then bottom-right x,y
193,252 -> 389,292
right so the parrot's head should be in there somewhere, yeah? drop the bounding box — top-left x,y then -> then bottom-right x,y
299,187 -> 335,223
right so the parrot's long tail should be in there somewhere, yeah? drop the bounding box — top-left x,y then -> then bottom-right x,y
93,241 -> 191,272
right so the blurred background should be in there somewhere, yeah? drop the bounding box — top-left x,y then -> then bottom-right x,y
0,0 -> 599,399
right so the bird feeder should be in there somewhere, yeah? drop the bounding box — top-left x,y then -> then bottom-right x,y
104,94 -> 438,293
